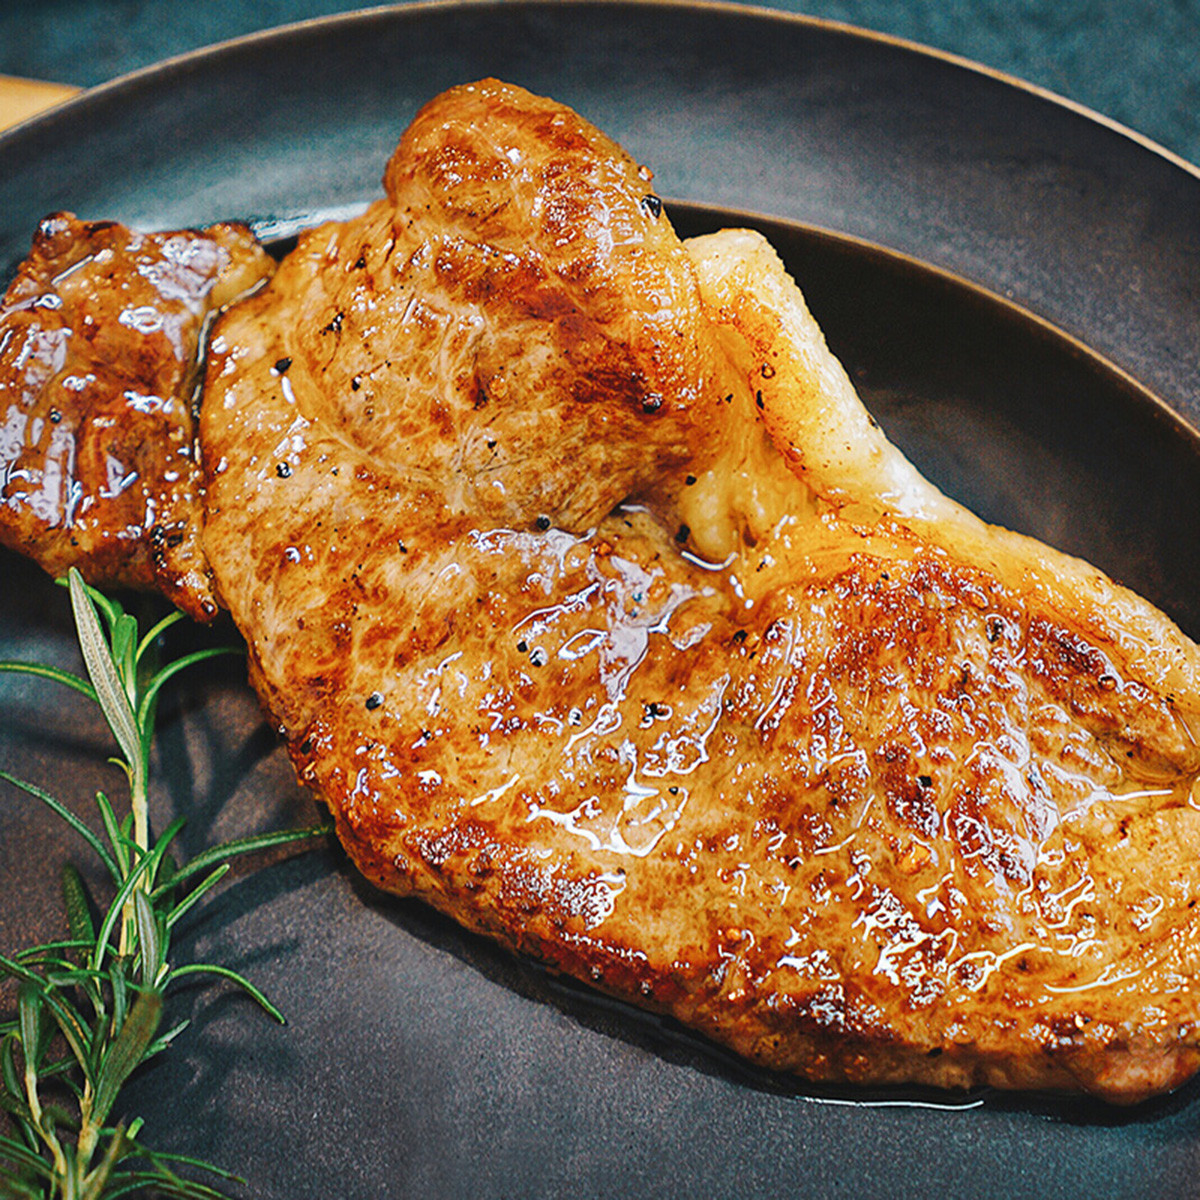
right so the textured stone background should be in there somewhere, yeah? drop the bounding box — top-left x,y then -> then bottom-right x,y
1,0 -> 1198,165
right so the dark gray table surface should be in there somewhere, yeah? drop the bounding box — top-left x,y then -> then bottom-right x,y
2,5 -> 1199,1199
2,0 -> 1199,167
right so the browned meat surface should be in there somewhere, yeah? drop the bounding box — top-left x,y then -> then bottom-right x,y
198,80 -> 1200,1103
0,213 -> 273,618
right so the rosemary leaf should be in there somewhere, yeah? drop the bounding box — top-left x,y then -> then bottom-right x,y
0,1129 -> 53,1173
34,988 -> 97,1091
109,965 -> 128,1039
131,1147 -> 243,1181
166,964 -> 286,1024
145,1019 -> 190,1058
133,891 -> 164,986
62,866 -> 97,953
0,771 -> 120,884
164,864 -> 230,930
67,571 -> 139,774
0,661 -> 96,704
96,1172 -> 237,1200
136,645 -> 243,734
0,1170 -> 41,1200
89,990 -> 162,1130
0,1037 -> 34,1124
134,610 -> 188,667
89,856 -> 155,976
93,793 -> 129,879
159,821 -> 333,895
16,984 -> 44,1077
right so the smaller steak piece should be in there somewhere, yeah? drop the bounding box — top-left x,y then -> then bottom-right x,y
0,213 -> 273,618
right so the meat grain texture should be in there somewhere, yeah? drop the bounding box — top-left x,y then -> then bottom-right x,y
6,79 -> 1200,1103
0,214 -> 273,618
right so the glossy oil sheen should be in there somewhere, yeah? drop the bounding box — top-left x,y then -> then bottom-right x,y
1,5 -> 1199,1197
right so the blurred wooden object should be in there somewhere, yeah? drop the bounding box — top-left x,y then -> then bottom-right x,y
0,74 -> 79,131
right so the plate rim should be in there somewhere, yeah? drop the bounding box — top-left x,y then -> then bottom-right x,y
4,0 -> 1198,185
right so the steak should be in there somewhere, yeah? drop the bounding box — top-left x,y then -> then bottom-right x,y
194,81 -> 1200,1103
0,213 -> 273,619
3,79 -> 1198,1103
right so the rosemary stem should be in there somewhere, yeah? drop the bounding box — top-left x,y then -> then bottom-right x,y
132,758 -> 149,865
3,574 -> 325,1197
117,763 -> 149,960
23,1060 -> 67,1181
75,1088 -> 98,1177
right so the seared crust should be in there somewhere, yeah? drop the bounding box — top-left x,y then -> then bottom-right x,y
0,212 -> 273,618
259,81 -> 717,539
201,81 -> 1200,1103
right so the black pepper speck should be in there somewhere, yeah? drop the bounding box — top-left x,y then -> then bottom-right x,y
640,194 -> 663,219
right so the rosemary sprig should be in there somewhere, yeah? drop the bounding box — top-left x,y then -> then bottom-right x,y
0,570 -> 331,1198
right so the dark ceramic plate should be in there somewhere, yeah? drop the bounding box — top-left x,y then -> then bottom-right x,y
2,3 -> 1199,1196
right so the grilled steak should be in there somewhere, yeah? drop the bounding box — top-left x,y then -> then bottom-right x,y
192,80 -> 1200,1103
0,213 -> 273,619
1,79 -> 1197,1103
